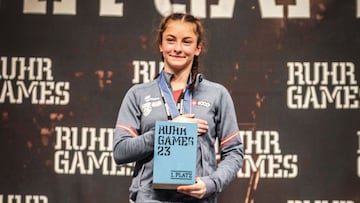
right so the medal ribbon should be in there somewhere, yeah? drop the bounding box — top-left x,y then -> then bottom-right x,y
158,70 -> 192,119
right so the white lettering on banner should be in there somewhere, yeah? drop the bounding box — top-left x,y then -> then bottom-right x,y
154,0 -> 235,18
287,62 -> 357,85
239,154 -> 298,178
132,60 -> 163,84
20,0 -> 360,18
99,0 -> 124,17
23,0 -> 76,15
154,0 -> 186,16
54,126 -> 133,176
242,130 -> 281,154
0,56 -> 53,80
23,0 -> 122,16
54,127 -> 298,178
237,131 -> 298,178
287,201 -> 354,203
357,131 -> 360,178
259,0 -> 310,19
0,56 -> 70,105
0,194 -> 48,203
53,0 -> 76,15
54,127 -> 113,151
191,0 -> 206,19
54,151 -> 116,175
287,62 -> 360,109
210,0 -> 235,18
23,0 -> 46,14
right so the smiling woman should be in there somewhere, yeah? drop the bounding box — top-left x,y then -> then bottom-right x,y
155,13 -> 205,91
159,18 -> 201,81
113,13 -> 243,203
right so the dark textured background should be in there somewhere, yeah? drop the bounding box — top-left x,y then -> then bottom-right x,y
0,1 -> 359,202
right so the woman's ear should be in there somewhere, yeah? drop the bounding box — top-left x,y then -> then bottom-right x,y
195,45 -> 202,56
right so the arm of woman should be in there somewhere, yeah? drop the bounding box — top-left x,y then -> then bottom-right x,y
177,86 -> 244,199
202,86 -> 244,196
113,86 -> 155,164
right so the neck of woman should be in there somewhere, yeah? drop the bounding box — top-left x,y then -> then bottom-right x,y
165,66 -> 191,90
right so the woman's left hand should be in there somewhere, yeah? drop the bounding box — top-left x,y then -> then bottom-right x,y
172,114 -> 208,135
177,177 -> 207,199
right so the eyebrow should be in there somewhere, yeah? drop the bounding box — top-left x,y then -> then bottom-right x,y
164,34 -> 195,40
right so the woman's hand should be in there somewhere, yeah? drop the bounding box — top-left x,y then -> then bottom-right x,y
177,177 -> 207,199
172,114 -> 208,135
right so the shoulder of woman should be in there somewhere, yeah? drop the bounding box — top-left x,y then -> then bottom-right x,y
198,78 -> 228,91
128,79 -> 158,92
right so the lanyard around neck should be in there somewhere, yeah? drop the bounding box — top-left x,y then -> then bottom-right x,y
158,70 -> 192,120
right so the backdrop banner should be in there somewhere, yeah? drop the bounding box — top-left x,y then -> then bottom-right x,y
0,1 -> 359,203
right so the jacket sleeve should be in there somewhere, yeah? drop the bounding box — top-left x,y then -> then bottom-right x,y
113,86 -> 155,164
203,86 -> 244,196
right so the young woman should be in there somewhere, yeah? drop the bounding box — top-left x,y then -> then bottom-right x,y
113,13 -> 243,203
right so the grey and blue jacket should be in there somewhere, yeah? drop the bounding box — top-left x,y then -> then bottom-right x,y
113,71 -> 243,203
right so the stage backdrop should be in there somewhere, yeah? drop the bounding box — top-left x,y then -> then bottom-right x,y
1,1 -> 360,203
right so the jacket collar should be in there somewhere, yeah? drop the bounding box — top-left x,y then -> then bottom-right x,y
160,69 -> 203,89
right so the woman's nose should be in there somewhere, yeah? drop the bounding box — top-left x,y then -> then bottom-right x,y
174,42 -> 182,52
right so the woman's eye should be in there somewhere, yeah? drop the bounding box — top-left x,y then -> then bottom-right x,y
183,39 -> 193,44
166,38 -> 175,43
183,41 -> 192,45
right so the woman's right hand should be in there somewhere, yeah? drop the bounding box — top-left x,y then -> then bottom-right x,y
172,114 -> 208,135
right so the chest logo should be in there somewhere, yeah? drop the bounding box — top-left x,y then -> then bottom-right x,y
192,100 -> 211,108
142,95 -> 162,117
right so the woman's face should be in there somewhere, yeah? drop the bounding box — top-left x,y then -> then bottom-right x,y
159,20 -> 201,73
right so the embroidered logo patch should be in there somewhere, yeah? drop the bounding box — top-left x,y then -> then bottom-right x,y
142,102 -> 152,117
142,95 -> 162,116
192,100 -> 211,108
